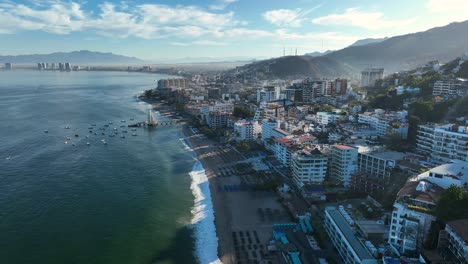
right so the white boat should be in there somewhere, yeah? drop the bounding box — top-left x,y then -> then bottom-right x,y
86,142 -> 90,146
44,130 -> 48,133
132,133 -> 137,136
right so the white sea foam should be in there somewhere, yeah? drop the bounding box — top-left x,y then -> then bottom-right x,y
184,138 -> 222,264
179,138 -> 192,151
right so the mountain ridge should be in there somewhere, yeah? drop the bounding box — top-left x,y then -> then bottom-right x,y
231,20 -> 468,79
0,50 -> 144,64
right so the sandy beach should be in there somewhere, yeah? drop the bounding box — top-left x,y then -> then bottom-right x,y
182,125 -> 239,264
181,125 -> 290,264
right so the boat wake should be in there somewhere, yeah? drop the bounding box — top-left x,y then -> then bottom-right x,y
183,138 -> 222,264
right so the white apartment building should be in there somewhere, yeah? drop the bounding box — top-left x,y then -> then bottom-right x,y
388,180 -> 443,254
416,123 -> 468,163
208,111 -> 229,129
274,137 -> 293,167
257,86 -> 280,103
291,148 -> 328,187
330,145 -> 358,187
261,118 -> 279,142
433,78 -> 468,97
324,207 -> 377,264
445,219 -> 468,264
234,120 -> 259,141
358,109 -> 409,139
316,112 -> 342,126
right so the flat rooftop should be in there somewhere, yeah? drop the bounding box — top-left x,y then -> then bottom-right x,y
326,208 -> 374,261
355,220 -> 389,235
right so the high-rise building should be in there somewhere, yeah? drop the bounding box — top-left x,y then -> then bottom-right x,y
360,68 -> 384,87
329,145 -> 358,187
416,123 -> 468,164
333,78 -> 348,95
261,118 -> 278,142
4,63 -> 12,70
234,120 -> 259,141
291,148 -> 328,187
65,63 -> 72,71
433,78 -> 468,98
256,86 -> 280,103
300,79 -> 331,102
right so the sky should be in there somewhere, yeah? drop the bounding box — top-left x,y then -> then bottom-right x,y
0,0 -> 468,61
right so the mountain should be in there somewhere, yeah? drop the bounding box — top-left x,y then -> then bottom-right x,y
324,20 -> 468,73
348,37 -> 387,47
305,50 -> 334,57
0,50 -> 143,64
226,55 -> 355,79
234,20 -> 468,79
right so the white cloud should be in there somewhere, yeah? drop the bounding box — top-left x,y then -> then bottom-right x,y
0,1 -> 239,39
171,40 -> 226,46
263,9 -> 302,27
263,6 -> 324,28
209,0 -> 237,11
312,8 -> 415,30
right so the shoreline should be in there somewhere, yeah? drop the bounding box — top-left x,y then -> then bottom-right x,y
181,125 -> 236,264
144,97 -> 239,264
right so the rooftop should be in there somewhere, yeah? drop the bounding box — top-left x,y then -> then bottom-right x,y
447,219 -> 468,243
429,162 -> 468,180
326,207 -> 374,261
397,180 -> 444,204
276,137 -> 292,145
370,151 -> 406,161
333,144 -> 355,150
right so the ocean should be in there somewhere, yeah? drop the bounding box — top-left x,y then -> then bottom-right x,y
0,70 -> 216,264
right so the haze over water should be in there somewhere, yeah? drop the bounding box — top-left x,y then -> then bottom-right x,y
0,70 -> 197,264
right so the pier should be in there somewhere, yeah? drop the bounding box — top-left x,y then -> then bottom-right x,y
127,119 -> 183,128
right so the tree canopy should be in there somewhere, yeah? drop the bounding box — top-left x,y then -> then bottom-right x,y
233,106 -> 254,119
434,185 -> 468,222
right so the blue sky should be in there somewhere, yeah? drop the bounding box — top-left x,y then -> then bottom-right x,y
0,0 -> 467,61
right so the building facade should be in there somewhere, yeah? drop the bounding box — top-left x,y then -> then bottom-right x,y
330,145 -> 358,187
445,219 -> 468,264
388,180 -> 443,254
358,109 -> 409,139
416,123 -> 468,163
361,68 -> 384,87
291,149 -> 328,187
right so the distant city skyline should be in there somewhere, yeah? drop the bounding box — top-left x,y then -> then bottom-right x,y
1,0 -> 468,61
